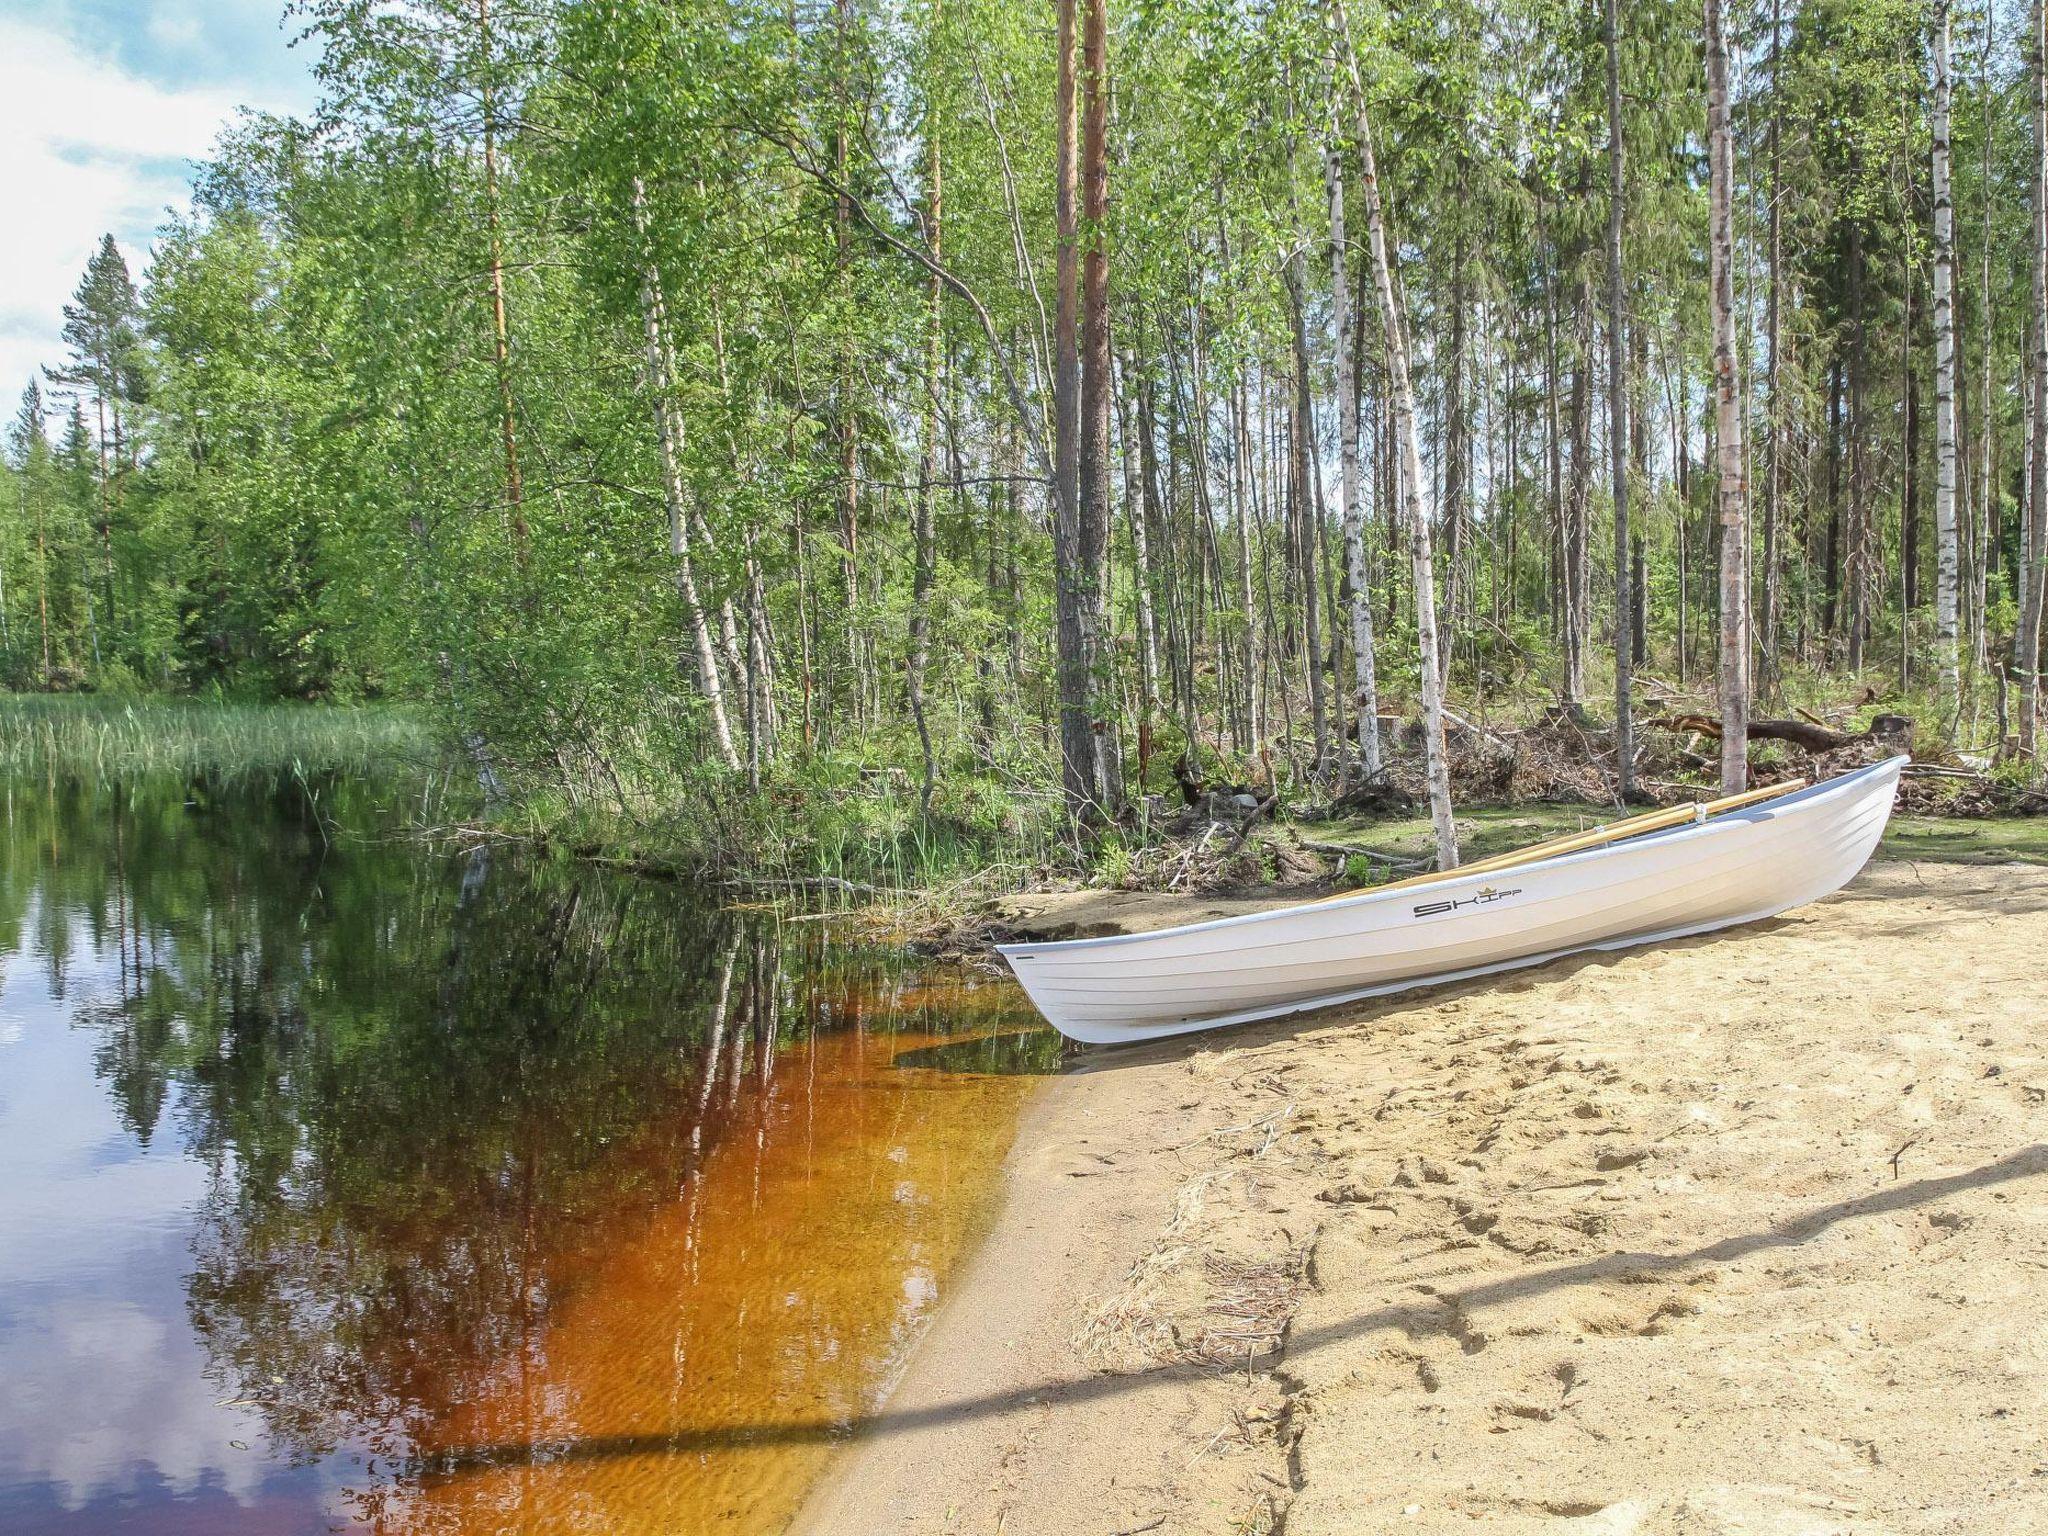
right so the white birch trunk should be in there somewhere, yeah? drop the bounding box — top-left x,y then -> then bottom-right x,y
1326,128 -> 1385,781
2022,0 -> 2048,760
2026,0 -> 2048,764
1707,0 -> 1750,793
631,178 -> 741,773
1051,0 -> 1092,809
909,113 -> 942,816
1330,0 -> 1457,868
1604,0 -> 1633,802
1117,369 -> 1163,767
1978,30 -> 1997,681
1932,0 -> 1962,730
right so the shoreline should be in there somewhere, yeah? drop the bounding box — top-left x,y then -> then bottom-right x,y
791,1005 -> 1305,1536
795,858 -> 2048,1533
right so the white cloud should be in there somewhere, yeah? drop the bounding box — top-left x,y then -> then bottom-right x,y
147,12 -> 206,52
0,17 -> 293,416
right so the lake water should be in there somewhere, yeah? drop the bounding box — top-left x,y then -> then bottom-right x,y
0,774 -> 1054,1534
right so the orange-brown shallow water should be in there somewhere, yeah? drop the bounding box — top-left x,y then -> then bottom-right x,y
392,1028 -> 1034,1534
0,777 -> 1054,1536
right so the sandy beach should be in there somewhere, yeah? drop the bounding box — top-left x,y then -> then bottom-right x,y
794,860 -> 2048,1534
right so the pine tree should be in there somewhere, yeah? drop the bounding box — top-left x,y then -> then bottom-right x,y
6,384 -> 54,689
46,234 -> 141,644
1707,0 -> 1749,793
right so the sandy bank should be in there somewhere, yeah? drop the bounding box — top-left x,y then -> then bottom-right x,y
795,859 -> 2048,1534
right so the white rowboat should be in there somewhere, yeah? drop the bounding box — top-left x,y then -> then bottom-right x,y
1000,755 -> 1907,1045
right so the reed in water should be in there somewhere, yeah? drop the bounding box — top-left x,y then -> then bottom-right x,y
0,696 -> 427,781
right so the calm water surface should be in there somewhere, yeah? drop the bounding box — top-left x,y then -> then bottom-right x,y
0,775 -> 1055,1534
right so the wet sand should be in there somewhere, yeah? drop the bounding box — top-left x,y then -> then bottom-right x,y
794,861 -> 2048,1534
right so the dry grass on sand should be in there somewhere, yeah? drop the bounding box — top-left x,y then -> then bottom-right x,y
795,861 -> 2048,1535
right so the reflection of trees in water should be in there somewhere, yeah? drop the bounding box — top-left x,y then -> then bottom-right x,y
0,773 -> 1041,1494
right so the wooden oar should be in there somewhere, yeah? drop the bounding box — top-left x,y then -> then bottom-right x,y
1328,776 -> 1809,901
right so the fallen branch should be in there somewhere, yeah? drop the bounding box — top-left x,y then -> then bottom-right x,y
1647,712 -> 1862,753
1442,705 -> 1518,760
1298,838 -> 1426,869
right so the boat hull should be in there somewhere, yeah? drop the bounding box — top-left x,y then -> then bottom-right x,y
999,756 -> 1906,1044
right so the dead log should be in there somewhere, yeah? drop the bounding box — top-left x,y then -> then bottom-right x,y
1442,706 -> 1519,762
1647,712 -> 1868,753
1298,838 -> 1427,870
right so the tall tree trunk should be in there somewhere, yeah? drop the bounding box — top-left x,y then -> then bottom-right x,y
1123,356 -> 1164,788
703,303 -> 771,766
1672,354 -> 1691,681
1326,127 -> 1384,781
1760,0 -> 1783,704
1079,0 -> 1120,809
1848,216 -> 1870,673
1564,279 -> 1593,708
32,482 -> 50,689
1443,227 -> 1470,656
1285,256 -> 1331,770
1605,0 -> 1633,799
1707,0 -> 1750,793
908,97 -> 942,816
1826,356 -> 1843,639
1543,200 -> 1563,637
1231,373 -> 1265,755
1330,0 -> 1457,868
2024,0 -> 2048,762
1052,0 -> 1092,809
1903,279 -> 1921,622
1631,320 -> 1650,666
1936,12 -> 1967,718
834,0 -> 863,732
478,0 -> 527,562
1978,19 -> 1998,683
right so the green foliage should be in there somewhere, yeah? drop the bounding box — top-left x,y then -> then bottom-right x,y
1,0 -> 2041,879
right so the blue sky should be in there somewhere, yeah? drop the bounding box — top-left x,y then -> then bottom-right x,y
0,1 -> 319,410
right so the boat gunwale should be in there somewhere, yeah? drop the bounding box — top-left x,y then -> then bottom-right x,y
998,755 -> 1908,961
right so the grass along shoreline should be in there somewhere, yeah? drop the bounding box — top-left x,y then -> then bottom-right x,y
0,696 -> 431,782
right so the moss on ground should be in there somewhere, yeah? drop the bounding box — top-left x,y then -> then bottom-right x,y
1879,815 -> 2048,864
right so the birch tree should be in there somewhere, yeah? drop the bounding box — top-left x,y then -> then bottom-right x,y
1330,0 -> 1457,868
1605,0 -> 1633,800
908,58 -> 943,816
1932,0 -> 1961,730
1707,0 -> 1749,793
1052,0 -> 1093,812
2024,0 -> 2048,763
477,0 -> 527,560
1078,0 -> 1121,810
632,179 -> 741,774
1326,126 -> 1384,783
